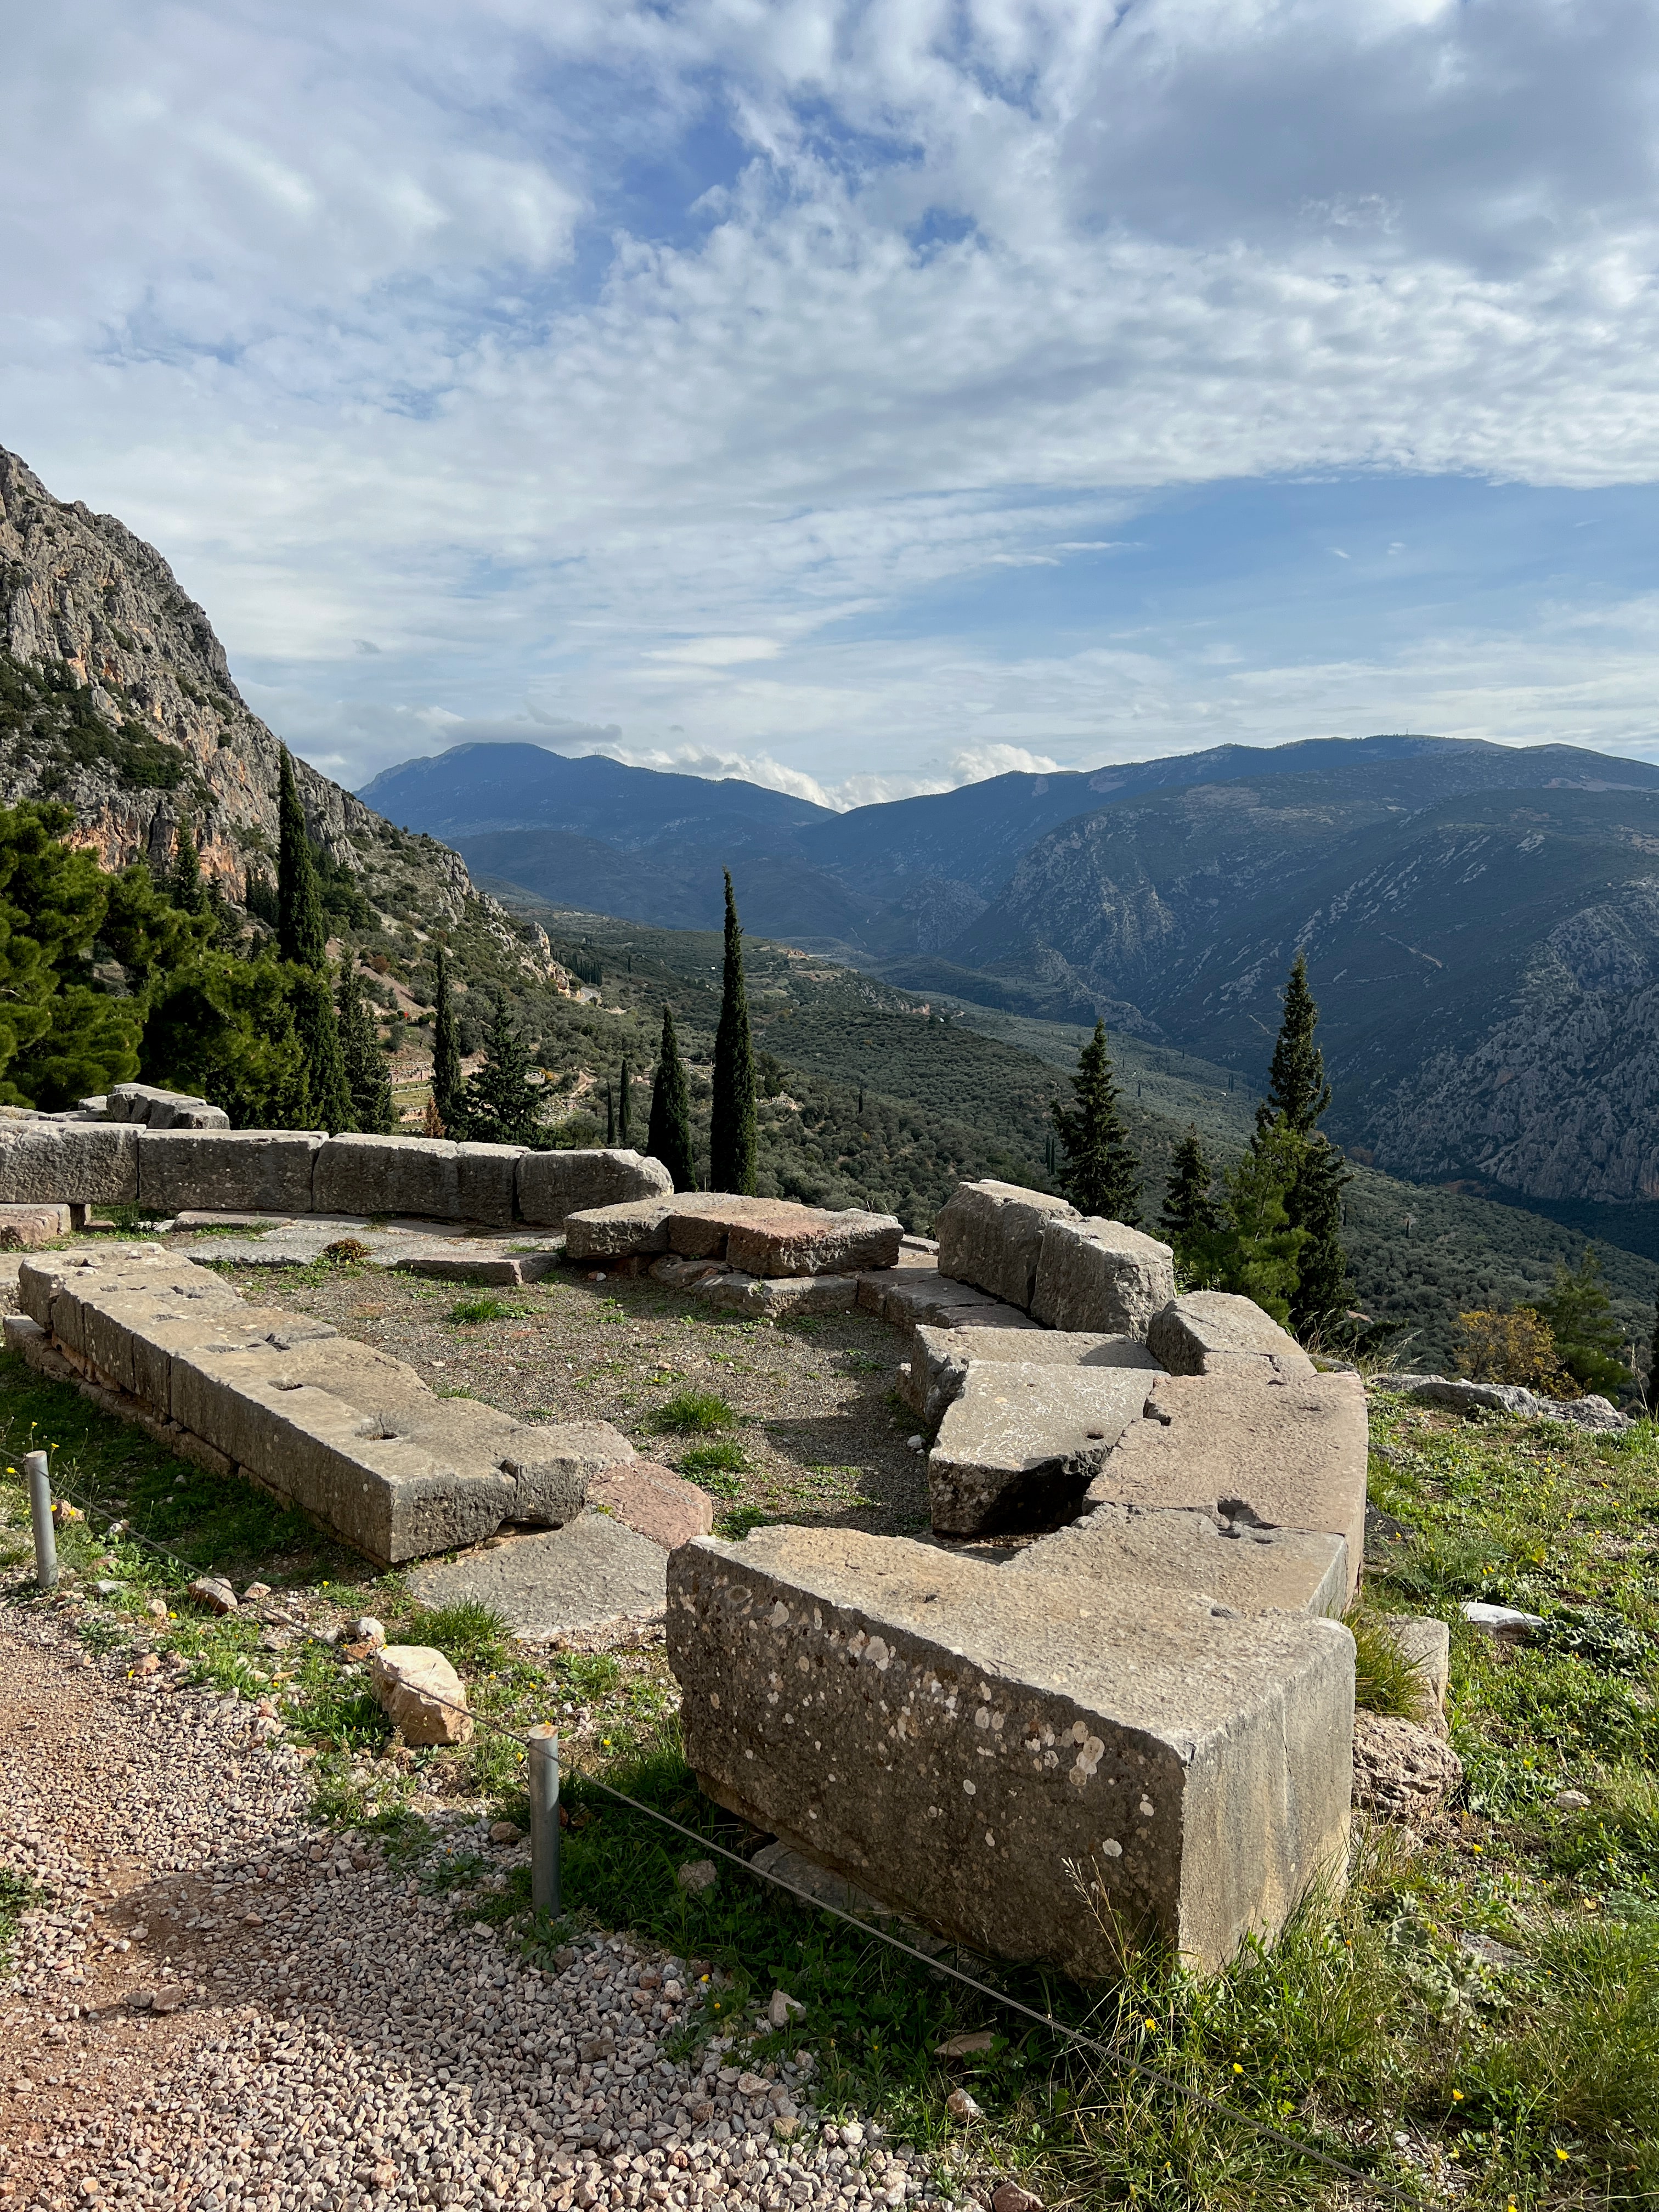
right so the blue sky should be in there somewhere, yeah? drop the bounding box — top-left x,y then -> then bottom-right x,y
7,1 -> 1659,808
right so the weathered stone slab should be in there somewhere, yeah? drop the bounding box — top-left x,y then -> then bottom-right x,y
515,1149 -> 673,1228
665,1194 -> 793,1259
137,1130 -> 323,1216
407,1511 -> 670,1637
668,1525 -> 1355,1974
928,1363 -> 1157,1535
1011,1503 -> 1349,1617
589,1459 -> 715,1550
858,1267 -> 1040,1335
0,1202 -> 70,1249
456,1143 -> 527,1228
1031,1218 -> 1176,1338
0,1121 -> 139,1205
313,1135 -> 464,1221
906,1323 -> 1161,1427
106,1082 -> 229,1130
565,1197 -> 674,1260
936,1181 -> 1078,1311
498,1422 -> 635,1524
697,1271 -> 859,1319
1147,1291 -> 1314,1379
726,1207 -> 902,1279
389,1250 -> 560,1286
1086,1367 -> 1367,1600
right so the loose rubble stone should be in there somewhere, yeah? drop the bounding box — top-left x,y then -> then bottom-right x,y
1378,1616 -> 1452,1728
992,2183 -> 1042,2212
676,1858 -> 719,1893
698,1271 -> 860,1319
1351,1713 -> 1464,1822
104,1081 -> 229,1130
935,1182 -> 1079,1311
186,1576 -> 238,1615
1029,1218 -> 1175,1338
0,1201 -> 71,1249
369,1644 -> 475,1746
1386,1372 -> 1630,1431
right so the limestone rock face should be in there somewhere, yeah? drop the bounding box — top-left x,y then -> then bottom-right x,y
371,1645 -> 474,1746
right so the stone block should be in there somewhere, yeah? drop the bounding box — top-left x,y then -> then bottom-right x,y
910,1324 -> 1161,1431
137,1130 -> 323,1216
726,1207 -> 902,1279
312,1134 -> 464,1221
564,1198 -> 674,1260
0,1203 -> 70,1249
406,1511 -> 670,1638
456,1143 -> 527,1227
935,1180 -> 1079,1310
668,1525 -> 1355,1974
1352,1714 -> 1463,1823
0,1121 -> 139,1205
665,1194 -> 792,1259
928,1363 -> 1158,1536
499,1421 -> 636,1524
650,1255 -> 728,1289
1031,1218 -> 1176,1338
589,1459 -> 716,1550
106,1082 -> 229,1130
515,1149 -> 674,1228
1086,1367 -> 1367,1600
697,1271 -> 859,1319
858,1267 -> 1041,1335
1010,1503 -> 1350,1617
1147,1291 -> 1314,1379
371,1646 -> 473,1746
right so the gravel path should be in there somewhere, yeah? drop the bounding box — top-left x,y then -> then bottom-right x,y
0,1613 -> 955,2212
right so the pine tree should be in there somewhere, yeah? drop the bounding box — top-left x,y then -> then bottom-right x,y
618,1056 -> 633,1148
709,870 -> 757,1194
276,747 -> 326,969
1288,1133 -> 1352,1337
289,966 -> 352,1133
1051,1019 -> 1139,1223
431,946 -> 463,1137
1537,1248 -> 1633,1397
170,820 -> 208,916
338,964 -> 395,1135
646,1005 -> 695,1192
1160,1125 -> 1219,1266
1259,950 -> 1331,1136
464,993 -> 541,1147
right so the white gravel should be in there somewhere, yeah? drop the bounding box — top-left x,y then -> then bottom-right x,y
0,1610 -> 967,2212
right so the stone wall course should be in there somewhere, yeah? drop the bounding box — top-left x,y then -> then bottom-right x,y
1030,1217 -> 1176,1338
137,1129 -> 324,1216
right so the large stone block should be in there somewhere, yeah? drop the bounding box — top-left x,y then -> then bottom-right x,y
1086,1367 -> 1368,1600
668,1525 -> 1355,1975
0,1121 -> 139,1205
137,1129 -> 323,1216
515,1149 -> 673,1228
312,1134 -> 464,1221
935,1181 -> 1078,1311
908,1323 -> 1161,1428
665,1194 -> 794,1260
0,1203 -> 71,1249
726,1207 -> 903,1279
859,1267 -> 1041,1335
106,1082 -> 229,1130
499,1421 -> 636,1524
564,1197 -> 674,1260
928,1362 -> 1158,1535
1011,1503 -> 1349,1617
697,1271 -> 860,1319
1031,1218 -> 1176,1338
1147,1291 -> 1314,1379
456,1143 -> 528,1227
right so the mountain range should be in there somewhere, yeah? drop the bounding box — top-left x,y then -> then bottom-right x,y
363,735 -> 1659,1212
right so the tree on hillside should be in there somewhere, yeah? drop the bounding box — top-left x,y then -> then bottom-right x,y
1537,1248 -> 1633,1397
464,993 -> 541,1147
1253,950 -> 1351,1334
1649,1290 -> 1659,1413
1259,950 -> 1331,1136
710,871 -> 757,1193
618,1054 -> 633,1148
1161,1126 -> 1219,1269
647,1005 -> 696,1191
143,956 -> 311,1128
276,747 -> 326,968
1052,1018 -> 1139,1222
289,967 -> 352,1132
169,819 -> 209,916
431,946 -> 463,1136
1198,1121 -> 1308,1326
338,966 -> 396,1135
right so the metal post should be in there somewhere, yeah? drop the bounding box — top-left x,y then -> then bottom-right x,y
25,1451 -> 57,1592
528,1723 -> 561,1920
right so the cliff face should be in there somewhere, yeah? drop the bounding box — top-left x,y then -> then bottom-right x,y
0,445 -> 475,924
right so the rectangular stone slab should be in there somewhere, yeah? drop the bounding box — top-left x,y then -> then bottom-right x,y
936,1180 -> 1078,1311
907,1324 -> 1161,1427
859,1268 -> 1040,1335
1031,1218 -> 1176,1338
1147,1291 -> 1315,1379
696,1271 -> 860,1319
1010,1503 -> 1350,1617
313,1135 -> 466,1221
1086,1368 -> 1367,1600
515,1149 -> 673,1228
725,1207 -> 902,1279
408,1511 -> 669,1638
138,1130 -> 323,1216
565,1198 -> 674,1260
0,1122 -> 139,1205
928,1363 -> 1157,1534
668,1525 -> 1355,1976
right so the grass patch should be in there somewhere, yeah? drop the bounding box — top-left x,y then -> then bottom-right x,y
651,1390 -> 739,1435
1346,1605 -> 1433,1718
677,1440 -> 748,1498
0,1866 -> 42,1977
445,1295 -> 534,1325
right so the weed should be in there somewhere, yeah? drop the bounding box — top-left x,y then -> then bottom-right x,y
714,1505 -> 769,1541
678,1441 -> 747,1497
402,1598 -> 514,1673
1346,1606 -> 1432,1718
446,1296 -> 533,1325
651,1390 -> 738,1435
0,1866 -> 41,1976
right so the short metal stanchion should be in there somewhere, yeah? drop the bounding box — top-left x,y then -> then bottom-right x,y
25,1450 -> 57,1592
528,1723 -> 561,1920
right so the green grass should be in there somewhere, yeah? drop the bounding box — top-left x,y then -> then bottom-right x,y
650,1389 -> 739,1435
445,1295 -> 534,1325
1347,1605 -> 1435,1718
0,1866 -> 41,1978
677,1440 -> 748,1497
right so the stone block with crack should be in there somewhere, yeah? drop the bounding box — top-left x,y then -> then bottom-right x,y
935,1180 -> 1079,1311
928,1362 -> 1158,1535
1031,1217 -> 1176,1338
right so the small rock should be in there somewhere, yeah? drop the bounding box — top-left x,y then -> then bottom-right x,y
243,1582 -> 272,1601
992,2187 -> 1043,2212
349,1615 -> 387,1649
368,1646 -> 473,1746
1554,1788 -> 1591,1811
736,2073 -> 769,2098
946,2087 -> 983,2123
1458,1930 -> 1529,1970
148,1989 -> 185,2015
93,1579 -> 124,1598
133,1654 -> 160,1678
1462,1600 -> 1544,1640
936,2029 -> 996,2056
772,2117 -> 801,2141
143,1599 -> 167,1620
769,1988 -> 806,2028
676,1858 -> 718,1895
907,1435 -> 926,1452
839,2124 -> 865,2149
1352,1713 -> 1464,1822
489,1820 -> 521,1844
187,1575 -> 238,1615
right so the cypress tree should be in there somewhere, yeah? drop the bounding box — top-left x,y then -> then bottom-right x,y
1259,950 -> 1331,1137
290,966 -> 353,1132
170,820 -> 208,916
464,993 -> 541,1146
1161,1125 -> 1219,1263
1052,1019 -> 1139,1223
1648,1290 -> 1659,1413
338,964 -> 395,1135
276,747 -> 326,969
605,1082 -> 616,1146
618,1056 -> 633,1148
709,870 -> 757,1193
431,946 -> 463,1137
1287,1133 -> 1352,1337
646,1005 -> 695,1192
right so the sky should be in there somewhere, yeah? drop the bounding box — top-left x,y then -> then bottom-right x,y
8,0 -> 1659,811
